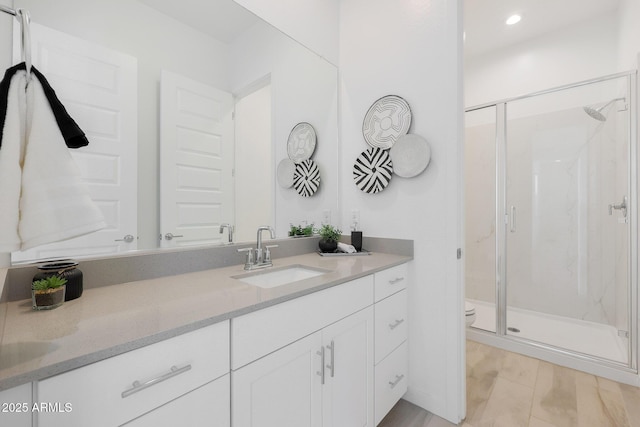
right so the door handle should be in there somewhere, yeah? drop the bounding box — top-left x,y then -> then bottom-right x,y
326,340 -> 335,378
608,196 -> 628,218
509,206 -> 516,233
164,233 -> 184,241
317,347 -> 325,385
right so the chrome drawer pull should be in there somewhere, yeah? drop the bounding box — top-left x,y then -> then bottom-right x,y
317,348 -> 325,385
326,340 -> 335,378
388,277 -> 404,285
388,374 -> 405,389
388,319 -> 405,330
121,364 -> 192,398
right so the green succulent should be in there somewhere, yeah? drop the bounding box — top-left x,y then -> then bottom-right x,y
32,275 -> 67,291
318,224 -> 341,242
289,223 -> 314,236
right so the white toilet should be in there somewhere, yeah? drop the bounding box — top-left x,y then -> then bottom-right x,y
465,301 -> 476,327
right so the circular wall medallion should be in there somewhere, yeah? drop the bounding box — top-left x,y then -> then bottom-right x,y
389,134 -> 431,178
277,158 -> 296,188
362,95 -> 411,149
293,159 -> 320,197
353,147 -> 393,194
287,122 -> 317,163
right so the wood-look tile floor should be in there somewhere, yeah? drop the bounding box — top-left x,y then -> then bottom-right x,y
378,340 -> 640,427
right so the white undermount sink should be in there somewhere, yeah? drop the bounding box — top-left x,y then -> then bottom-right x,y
233,265 -> 330,289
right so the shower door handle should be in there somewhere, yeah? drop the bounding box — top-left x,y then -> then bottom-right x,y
509,206 -> 516,233
608,196 -> 627,218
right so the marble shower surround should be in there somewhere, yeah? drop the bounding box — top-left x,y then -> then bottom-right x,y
465,105 -> 628,328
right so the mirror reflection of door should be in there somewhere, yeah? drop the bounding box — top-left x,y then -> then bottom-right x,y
159,70 -> 234,248
234,79 -> 273,243
11,23 -> 138,263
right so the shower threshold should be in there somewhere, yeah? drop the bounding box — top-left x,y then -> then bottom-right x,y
467,299 -> 628,365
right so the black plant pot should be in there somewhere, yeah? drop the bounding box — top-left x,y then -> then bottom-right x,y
318,239 -> 338,253
33,260 -> 83,301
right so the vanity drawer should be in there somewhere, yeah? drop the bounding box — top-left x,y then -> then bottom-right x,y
374,289 -> 407,364
38,321 -> 230,427
231,275 -> 374,369
374,263 -> 408,302
374,341 -> 408,425
122,375 -> 230,427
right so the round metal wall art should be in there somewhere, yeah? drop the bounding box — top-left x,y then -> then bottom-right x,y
389,134 -> 431,178
293,159 -> 320,197
287,122 -> 317,163
353,147 -> 393,194
362,95 -> 412,149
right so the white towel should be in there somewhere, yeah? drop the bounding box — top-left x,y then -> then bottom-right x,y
337,242 -> 357,254
0,71 -> 26,251
0,70 -> 106,251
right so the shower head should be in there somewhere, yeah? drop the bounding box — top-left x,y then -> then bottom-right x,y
583,97 -> 625,122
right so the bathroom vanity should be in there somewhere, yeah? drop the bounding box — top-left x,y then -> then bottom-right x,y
0,247 -> 410,427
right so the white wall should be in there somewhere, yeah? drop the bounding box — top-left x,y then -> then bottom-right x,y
465,11 -> 620,107
340,0 -> 465,423
0,0 -> 12,72
233,0 -> 339,66
235,84 -> 273,243
618,0 -> 640,70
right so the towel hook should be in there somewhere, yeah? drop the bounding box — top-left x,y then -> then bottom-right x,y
16,8 -> 32,80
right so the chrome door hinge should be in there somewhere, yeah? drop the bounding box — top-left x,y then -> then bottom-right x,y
457,248 -> 462,260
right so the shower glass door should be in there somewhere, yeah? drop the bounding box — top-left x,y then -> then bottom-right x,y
465,106 -> 497,333
504,75 -> 632,365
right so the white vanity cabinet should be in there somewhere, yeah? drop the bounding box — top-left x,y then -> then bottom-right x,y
373,264 -> 409,425
231,276 -> 375,427
0,382 -> 33,427
36,321 -> 230,427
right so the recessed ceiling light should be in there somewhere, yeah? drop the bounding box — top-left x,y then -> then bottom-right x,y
506,14 -> 521,25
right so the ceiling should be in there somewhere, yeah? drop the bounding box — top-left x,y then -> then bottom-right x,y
464,0 -> 621,58
137,0 -> 259,44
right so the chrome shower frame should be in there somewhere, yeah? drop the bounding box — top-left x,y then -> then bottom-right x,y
466,70 -> 639,381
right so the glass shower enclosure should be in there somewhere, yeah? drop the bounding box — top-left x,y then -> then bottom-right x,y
465,71 -> 637,371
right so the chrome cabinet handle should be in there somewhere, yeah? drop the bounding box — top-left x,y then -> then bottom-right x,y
326,340 -> 335,378
164,233 -> 184,241
388,374 -> 405,389
121,364 -> 192,398
388,277 -> 404,285
114,234 -> 135,243
510,206 -> 516,233
388,319 -> 405,330
317,347 -> 325,385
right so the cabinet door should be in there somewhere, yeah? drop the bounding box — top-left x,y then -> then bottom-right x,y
232,332 -> 323,427
0,382 -> 32,427
321,307 -> 374,427
121,375 -> 229,427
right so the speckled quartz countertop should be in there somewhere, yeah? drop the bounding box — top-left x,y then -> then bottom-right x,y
0,251 -> 410,391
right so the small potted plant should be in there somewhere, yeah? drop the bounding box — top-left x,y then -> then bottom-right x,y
32,275 -> 67,310
318,224 -> 341,253
289,223 -> 314,237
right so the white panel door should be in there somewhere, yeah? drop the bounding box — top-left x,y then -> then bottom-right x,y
321,307 -> 374,427
11,23 -> 138,262
231,331 -> 323,427
160,71 -> 234,248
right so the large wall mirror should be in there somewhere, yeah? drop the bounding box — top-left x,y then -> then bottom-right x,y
8,0 -> 338,263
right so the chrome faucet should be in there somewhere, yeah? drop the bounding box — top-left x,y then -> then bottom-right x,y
219,223 -> 234,244
237,226 -> 278,270
256,226 -> 276,264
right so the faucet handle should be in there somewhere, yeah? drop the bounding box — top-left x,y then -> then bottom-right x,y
264,244 -> 279,262
237,247 -> 254,268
